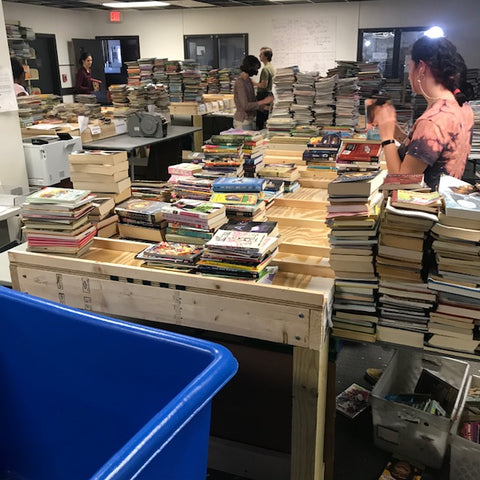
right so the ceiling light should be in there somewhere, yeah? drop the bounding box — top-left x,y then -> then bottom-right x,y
424,26 -> 444,38
103,1 -> 170,8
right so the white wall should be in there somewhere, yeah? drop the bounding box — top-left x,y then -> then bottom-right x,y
0,1 -> 28,189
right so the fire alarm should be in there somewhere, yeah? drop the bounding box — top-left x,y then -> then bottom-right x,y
109,11 -> 122,22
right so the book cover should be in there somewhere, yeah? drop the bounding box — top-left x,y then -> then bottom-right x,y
335,383 -> 370,418
442,186 -> 480,221
206,229 -> 268,251
220,220 -> 278,235
27,187 -> 91,204
381,173 -> 425,190
136,241 -> 203,263
161,199 -> 226,219
378,457 -> 423,480
212,177 -> 266,192
392,190 -> 441,208
337,141 -> 382,162
210,193 -> 259,205
115,199 -> 169,224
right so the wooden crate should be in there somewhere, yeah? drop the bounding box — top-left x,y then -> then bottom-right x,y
9,238 -> 333,480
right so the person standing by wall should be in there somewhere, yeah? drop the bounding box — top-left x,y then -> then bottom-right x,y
233,55 -> 273,131
10,57 -> 28,97
74,52 -> 100,95
252,47 -> 275,130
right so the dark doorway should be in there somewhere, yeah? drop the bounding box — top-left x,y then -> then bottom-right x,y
29,33 -> 61,95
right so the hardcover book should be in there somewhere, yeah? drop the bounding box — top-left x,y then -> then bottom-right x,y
337,141 -> 382,162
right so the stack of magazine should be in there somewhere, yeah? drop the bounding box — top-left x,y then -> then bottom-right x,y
22,187 -> 96,256
197,220 -> 279,281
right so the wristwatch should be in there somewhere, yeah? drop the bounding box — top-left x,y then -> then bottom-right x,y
381,139 -> 395,147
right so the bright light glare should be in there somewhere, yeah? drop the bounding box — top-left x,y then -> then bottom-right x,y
364,40 -> 371,47
103,1 -> 170,7
424,26 -> 444,38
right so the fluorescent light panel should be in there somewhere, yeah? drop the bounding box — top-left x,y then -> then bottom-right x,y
103,1 -> 170,7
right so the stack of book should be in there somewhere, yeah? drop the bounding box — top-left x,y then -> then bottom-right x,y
108,84 -> 129,108
292,71 -> 316,128
173,177 -> 213,202
217,129 -> 267,178
21,187 -> 96,256
335,77 -> 359,128
426,176 -> 480,355
313,75 -> 337,127
290,125 -> 320,138
335,140 -> 382,173
376,192 -> 440,283
138,58 -> 154,85
302,133 -> 341,172
161,199 -> 228,245
135,241 -> 203,273
166,60 -> 183,103
152,58 -> 168,85
88,197 -> 117,238
197,220 -> 279,281
356,62 -> 384,101
219,68 -> 232,94
469,101 -> 480,164
257,163 -> 300,193
115,198 -> 169,242
69,150 -> 132,206
207,68 -> 220,94
211,177 -> 267,222
125,61 -> 140,87
168,162 -> 204,184
131,180 -> 172,202
327,170 -> 386,341
201,137 -> 244,178
182,59 -> 203,102
198,65 -> 210,94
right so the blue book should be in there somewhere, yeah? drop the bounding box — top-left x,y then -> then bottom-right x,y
212,177 -> 266,192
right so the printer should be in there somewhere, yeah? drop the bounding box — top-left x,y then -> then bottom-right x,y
22,135 -> 82,186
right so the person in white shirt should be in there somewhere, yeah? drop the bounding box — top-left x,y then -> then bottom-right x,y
11,57 -> 28,97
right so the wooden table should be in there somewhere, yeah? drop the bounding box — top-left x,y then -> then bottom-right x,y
9,238 -> 334,480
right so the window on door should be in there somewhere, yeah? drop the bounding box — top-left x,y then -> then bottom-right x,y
184,34 -> 248,69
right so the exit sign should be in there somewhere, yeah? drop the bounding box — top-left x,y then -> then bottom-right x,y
109,11 -> 122,22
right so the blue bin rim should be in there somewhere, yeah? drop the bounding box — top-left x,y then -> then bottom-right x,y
0,287 -> 238,480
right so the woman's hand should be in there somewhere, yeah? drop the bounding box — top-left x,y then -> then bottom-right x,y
93,81 -> 100,92
371,102 -> 397,140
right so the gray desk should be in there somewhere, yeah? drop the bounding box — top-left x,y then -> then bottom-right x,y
82,126 -> 201,180
82,125 -> 201,151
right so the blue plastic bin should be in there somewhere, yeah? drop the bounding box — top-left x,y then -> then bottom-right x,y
0,286 -> 238,480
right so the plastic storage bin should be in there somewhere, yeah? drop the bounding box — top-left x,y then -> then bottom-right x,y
0,286 -> 238,480
370,349 -> 469,469
450,375 -> 480,480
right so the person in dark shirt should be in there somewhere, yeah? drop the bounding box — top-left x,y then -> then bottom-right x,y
370,36 -> 474,190
74,52 -> 99,94
10,56 -> 28,96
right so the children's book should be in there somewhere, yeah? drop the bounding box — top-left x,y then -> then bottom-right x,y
378,457 -> 423,480
335,383 -> 370,419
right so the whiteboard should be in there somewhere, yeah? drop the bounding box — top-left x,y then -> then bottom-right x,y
271,17 -> 337,75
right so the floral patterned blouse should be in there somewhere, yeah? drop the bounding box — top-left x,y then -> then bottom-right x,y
398,99 -> 474,190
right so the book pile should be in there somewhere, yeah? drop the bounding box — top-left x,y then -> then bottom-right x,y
201,136 -> 244,178
268,65 -> 298,137
172,177 -> 213,202
135,242 -> 203,273
138,58 -> 154,85
207,68 -> 220,94
313,75 -> 336,127
182,59 -> 203,102
69,150 -> 131,205
115,198 -> 169,243
219,68 -> 232,94
127,85 -> 148,110
335,77 -> 359,128
22,187 -> 96,256
197,220 -> 279,281
257,163 -> 300,193
335,140 -> 382,173
152,58 -> 168,85
88,197 -> 118,238
131,180 -> 172,202
376,194 -> 439,283
148,84 -> 170,121
211,177 -> 267,222
356,62 -> 384,100
425,176 -> 480,355
166,60 -> 183,102
302,133 -> 341,171
218,129 -> 267,178
162,199 -> 228,245
380,173 -> 427,197
167,162 -> 204,185
469,101 -> 480,164
198,65 -> 210,93
292,71 -> 316,127
327,170 -> 386,342
125,61 -> 140,87
108,84 -> 129,108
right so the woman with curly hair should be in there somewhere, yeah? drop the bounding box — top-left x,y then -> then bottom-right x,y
370,36 -> 474,190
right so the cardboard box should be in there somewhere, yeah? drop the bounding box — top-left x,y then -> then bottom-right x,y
81,123 -> 117,144
21,124 -> 80,139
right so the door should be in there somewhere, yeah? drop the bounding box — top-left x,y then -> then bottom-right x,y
72,38 -> 107,103
29,33 -> 61,95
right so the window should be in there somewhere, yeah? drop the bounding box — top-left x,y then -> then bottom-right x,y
184,34 -> 248,69
358,27 -> 426,79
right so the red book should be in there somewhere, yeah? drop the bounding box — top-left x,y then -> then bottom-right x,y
337,142 -> 382,162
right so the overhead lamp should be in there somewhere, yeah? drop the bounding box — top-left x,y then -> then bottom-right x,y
103,1 -> 170,8
424,26 -> 444,38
